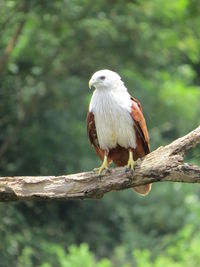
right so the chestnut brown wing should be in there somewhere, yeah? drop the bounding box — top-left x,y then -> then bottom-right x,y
86,111 -> 104,161
130,97 -> 150,155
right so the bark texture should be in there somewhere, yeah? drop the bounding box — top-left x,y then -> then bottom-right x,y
0,126 -> 199,202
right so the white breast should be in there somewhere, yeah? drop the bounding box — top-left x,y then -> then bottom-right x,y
89,89 -> 137,150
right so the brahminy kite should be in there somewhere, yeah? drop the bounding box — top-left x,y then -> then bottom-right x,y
87,69 -> 151,195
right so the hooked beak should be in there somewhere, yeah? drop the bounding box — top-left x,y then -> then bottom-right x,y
88,79 -> 93,89
89,78 -> 95,90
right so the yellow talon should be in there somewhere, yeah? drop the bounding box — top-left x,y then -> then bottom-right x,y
126,151 -> 135,171
94,155 -> 109,175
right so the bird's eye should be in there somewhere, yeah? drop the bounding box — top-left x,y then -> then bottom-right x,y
100,76 -> 105,80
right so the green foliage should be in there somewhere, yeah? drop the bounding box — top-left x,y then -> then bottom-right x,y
18,243 -> 114,267
134,225 -> 200,267
0,0 -> 199,266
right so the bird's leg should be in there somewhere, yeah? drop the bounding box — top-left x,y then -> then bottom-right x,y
125,150 -> 136,175
93,151 -> 111,176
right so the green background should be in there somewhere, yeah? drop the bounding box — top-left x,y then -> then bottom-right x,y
0,0 -> 200,266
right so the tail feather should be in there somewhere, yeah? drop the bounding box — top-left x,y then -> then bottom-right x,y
133,184 -> 152,196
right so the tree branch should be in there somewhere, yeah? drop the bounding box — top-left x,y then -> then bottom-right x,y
0,0 -> 28,73
0,20 -> 25,73
0,126 -> 199,202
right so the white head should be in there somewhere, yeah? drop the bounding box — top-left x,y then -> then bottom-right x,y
89,69 -> 124,91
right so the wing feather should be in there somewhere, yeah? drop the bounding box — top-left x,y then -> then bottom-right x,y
130,97 -> 150,154
87,111 -> 97,145
86,111 -> 104,161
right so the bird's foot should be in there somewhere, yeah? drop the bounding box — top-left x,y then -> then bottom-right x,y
93,166 -> 111,176
125,151 -> 135,176
93,155 -> 111,179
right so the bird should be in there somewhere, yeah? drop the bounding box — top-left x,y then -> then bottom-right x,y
87,69 -> 151,196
